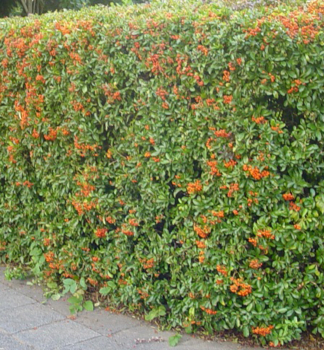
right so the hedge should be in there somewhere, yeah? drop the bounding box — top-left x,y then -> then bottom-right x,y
1,0 -> 324,346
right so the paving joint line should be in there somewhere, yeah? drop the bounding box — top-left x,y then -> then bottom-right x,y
8,333 -> 37,350
62,334 -> 118,348
0,299 -> 36,312
11,318 -> 103,349
12,315 -> 92,336
0,328 -> 37,350
72,316 -> 142,338
1,281 -> 42,299
104,324 -> 145,336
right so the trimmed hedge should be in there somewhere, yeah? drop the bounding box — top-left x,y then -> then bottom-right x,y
1,0 -> 324,346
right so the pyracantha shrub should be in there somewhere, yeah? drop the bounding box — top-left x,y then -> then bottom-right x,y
1,0 -> 324,346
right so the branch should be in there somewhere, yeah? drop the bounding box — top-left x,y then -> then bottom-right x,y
28,0 -> 33,14
20,0 -> 29,14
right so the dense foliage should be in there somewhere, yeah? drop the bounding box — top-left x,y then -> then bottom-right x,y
0,0 -> 120,18
1,0 -> 324,346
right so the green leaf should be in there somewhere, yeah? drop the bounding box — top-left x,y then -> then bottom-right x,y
51,293 -> 61,301
63,279 -> 77,294
107,281 -> 116,289
47,282 -> 58,289
145,306 -> 166,321
63,278 -> 75,286
80,277 -> 87,290
278,308 -> 288,313
83,300 -> 94,311
169,334 -> 182,347
99,286 -> 111,296
315,195 -> 324,214
69,305 -> 78,315
68,296 -> 81,305
243,326 -> 250,337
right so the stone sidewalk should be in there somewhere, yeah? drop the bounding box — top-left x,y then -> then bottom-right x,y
0,266 -> 261,350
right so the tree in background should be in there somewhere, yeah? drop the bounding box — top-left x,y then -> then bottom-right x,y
0,0 -> 19,17
48,0 -> 90,11
20,0 -> 44,14
0,0 -> 139,17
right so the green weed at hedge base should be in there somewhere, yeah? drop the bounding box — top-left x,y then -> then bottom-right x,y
1,0 -> 324,347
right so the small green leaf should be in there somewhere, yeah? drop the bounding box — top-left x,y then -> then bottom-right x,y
51,293 -> 61,301
47,282 -> 58,289
278,308 -> 288,313
243,326 -> 250,337
63,279 -> 77,294
63,279 -> 75,286
107,281 -> 116,289
80,277 -> 87,289
145,310 -> 157,321
169,334 -> 182,347
69,305 -> 77,315
145,305 -> 166,321
68,296 -> 81,305
30,248 -> 42,256
99,286 -> 111,296
83,300 -> 94,311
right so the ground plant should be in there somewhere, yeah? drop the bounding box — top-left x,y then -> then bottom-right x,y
1,0 -> 324,347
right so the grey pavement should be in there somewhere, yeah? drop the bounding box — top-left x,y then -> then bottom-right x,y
0,266 -> 261,350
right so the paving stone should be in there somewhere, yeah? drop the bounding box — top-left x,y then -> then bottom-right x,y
75,308 -> 143,335
0,330 -> 35,350
42,296 -> 73,317
0,303 -> 64,334
108,324 -> 173,350
16,319 -> 100,350
5,282 -> 46,304
0,282 -> 9,290
0,287 -> 35,312
58,336 -> 116,350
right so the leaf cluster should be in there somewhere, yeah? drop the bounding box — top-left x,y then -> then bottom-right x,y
1,0 -> 324,346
